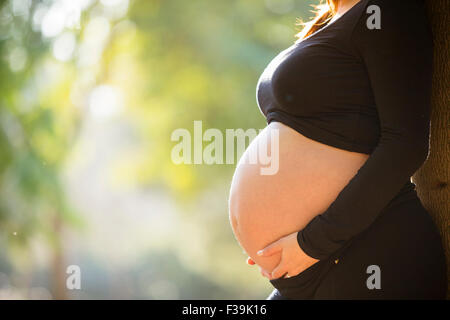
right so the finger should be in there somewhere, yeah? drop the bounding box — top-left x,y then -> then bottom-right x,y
246,257 -> 255,265
257,240 -> 283,257
271,264 -> 289,280
259,267 -> 272,280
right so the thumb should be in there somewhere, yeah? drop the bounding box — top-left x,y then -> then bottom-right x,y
257,240 -> 282,257
271,262 -> 288,280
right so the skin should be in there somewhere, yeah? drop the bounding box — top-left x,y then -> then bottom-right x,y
329,0 -> 362,24
233,0 -> 365,281
229,122 -> 369,280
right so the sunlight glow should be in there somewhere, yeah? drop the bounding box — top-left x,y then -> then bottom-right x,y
88,85 -> 124,119
8,46 -> 27,72
52,31 -> 76,62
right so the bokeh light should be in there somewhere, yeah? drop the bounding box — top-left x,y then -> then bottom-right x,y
0,0 -> 317,299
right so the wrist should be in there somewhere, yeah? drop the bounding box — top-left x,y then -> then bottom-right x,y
297,230 -> 322,260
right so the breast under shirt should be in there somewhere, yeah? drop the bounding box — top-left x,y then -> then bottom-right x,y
255,0 -> 433,259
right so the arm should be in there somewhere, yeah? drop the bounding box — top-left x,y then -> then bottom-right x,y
297,0 -> 434,260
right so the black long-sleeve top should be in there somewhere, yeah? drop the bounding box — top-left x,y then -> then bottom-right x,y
256,0 -> 433,260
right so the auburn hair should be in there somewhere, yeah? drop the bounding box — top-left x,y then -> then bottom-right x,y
295,0 -> 339,41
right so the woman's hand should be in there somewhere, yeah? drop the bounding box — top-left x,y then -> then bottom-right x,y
256,231 -> 319,280
246,257 -> 273,279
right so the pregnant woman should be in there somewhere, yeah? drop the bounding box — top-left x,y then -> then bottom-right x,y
228,0 -> 447,299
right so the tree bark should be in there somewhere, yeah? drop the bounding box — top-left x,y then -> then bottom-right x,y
413,0 -> 450,299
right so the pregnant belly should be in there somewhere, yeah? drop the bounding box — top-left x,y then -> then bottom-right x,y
228,122 -> 369,273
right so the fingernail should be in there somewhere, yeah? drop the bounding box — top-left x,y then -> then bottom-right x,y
257,250 -> 263,256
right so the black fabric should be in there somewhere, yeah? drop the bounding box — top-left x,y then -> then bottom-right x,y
256,0 -> 434,260
267,195 -> 447,300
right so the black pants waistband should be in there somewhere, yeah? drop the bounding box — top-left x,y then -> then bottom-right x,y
269,181 -> 419,299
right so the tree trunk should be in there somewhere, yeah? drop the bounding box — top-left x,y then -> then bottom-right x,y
413,0 -> 449,299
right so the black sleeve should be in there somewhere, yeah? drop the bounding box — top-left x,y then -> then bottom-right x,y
296,0 -> 434,260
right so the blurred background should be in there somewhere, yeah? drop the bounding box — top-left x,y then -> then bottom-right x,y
0,0 -> 317,299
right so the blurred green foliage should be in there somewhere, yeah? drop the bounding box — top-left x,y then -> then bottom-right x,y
0,0 -> 316,299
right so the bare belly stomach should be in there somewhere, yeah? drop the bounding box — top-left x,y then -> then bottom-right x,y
228,121 -> 369,273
